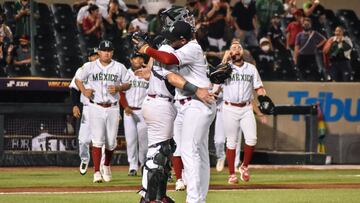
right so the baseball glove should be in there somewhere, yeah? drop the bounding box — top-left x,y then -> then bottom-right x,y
207,63 -> 232,84
132,31 -> 151,52
258,95 -> 275,115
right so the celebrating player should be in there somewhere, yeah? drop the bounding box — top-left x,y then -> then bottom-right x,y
119,52 -> 149,176
75,40 -> 131,183
221,41 -> 268,183
69,48 -> 107,175
133,19 -> 216,203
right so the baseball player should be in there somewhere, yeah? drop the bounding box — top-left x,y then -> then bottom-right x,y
134,38 -> 214,203
212,85 -> 242,172
221,40 -> 267,184
119,52 -> 149,176
133,20 -> 216,203
69,48 -> 104,175
75,40 -> 131,183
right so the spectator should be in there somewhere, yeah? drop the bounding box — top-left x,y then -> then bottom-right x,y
103,0 -> 123,40
302,0 -> 326,34
267,13 -> 286,51
294,17 -> 326,81
283,0 -> 297,24
82,4 -> 104,48
254,37 -> 276,80
111,13 -> 128,62
231,0 -> 258,47
197,0 -> 210,19
0,33 -> 9,71
148,8 -> 166,36
186,0 -> 200,20
129,8 -> 148,33
14,0 -> 39,37
138,0 -> 171,16
77,0 -> 108,29
323,26 -> 353,82
206,0 -> 231,51
256,0 -> 284,37
6,35 -> 32,76
96,0 -> 138,14
285,9 -> 303,51
0,14 -> 13,43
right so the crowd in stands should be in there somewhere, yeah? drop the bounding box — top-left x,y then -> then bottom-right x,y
0,0 -> 359,82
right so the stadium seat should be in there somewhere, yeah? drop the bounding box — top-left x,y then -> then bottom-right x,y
38,2 -> 53,24
58,54 -> 85,78
6,65 -> 32,77
50,3 -> 75,24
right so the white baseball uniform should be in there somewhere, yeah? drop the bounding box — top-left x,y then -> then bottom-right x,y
141,44 -> 178,191
70,68 -> 107,165
222,62 -> 263,149
213,90 -> 241,168
76,59 -> 130,150
172,40 -> 216,203
123,69 -> 149,172
70,68 -> 92,163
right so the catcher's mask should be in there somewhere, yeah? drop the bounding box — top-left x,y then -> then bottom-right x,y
160,7 -> 196,32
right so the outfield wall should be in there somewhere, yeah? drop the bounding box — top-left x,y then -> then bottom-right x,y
257,82 -> 360,158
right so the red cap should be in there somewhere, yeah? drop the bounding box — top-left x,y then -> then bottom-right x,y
19,34 -> 29,41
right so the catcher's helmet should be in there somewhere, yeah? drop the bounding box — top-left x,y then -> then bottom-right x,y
163,21 -> 193,42
161,7 -> 195,31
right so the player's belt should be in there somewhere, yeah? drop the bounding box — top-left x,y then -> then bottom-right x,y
90,100 -> 117,108
177,97 -> 192,105
224,101 -> 251,108
148,94 -> 174,103
129,106 -> 141,110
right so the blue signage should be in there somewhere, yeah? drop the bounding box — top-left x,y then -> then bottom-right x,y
288,91 -> 360,122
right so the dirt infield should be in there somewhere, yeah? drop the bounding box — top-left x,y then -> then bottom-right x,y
1,165 -> 360,194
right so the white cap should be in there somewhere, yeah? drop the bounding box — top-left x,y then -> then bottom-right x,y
259,37 -> 270,45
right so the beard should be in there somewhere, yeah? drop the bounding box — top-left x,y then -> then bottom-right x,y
231,54 -> 243,63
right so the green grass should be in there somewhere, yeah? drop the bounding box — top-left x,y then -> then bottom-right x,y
1,190 -> 360,203
0,167 -> 360,202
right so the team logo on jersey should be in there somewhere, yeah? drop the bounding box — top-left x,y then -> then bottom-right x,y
92,73 -> 119,82
130,80 -> 149,89
230,73 -> 253,82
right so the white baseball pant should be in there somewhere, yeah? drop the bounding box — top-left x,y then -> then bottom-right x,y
177,99 -> 216,203
124,109 -> 148,171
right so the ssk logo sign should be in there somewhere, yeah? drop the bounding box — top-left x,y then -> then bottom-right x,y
6,80 -> 29,88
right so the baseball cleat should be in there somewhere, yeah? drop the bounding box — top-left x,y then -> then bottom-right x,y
216,158 -> 225,172
175,179 -> 186,191
161,196 -> 175,203
93,171 -> 103,183
227,174 -> 239,184
128,169 -> 137,176
79,161 -> 89,175
239,165 -> 250,182
102,165 -> 112,182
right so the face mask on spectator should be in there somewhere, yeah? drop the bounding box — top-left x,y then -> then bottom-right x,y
261,45 -> 270,52
243,0 -> 251,6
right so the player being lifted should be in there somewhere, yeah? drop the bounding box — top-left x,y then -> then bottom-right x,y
133,18 -> 216,203
75,40 -> 131,183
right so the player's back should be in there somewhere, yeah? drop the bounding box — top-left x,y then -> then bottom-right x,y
173,40 -> 211,99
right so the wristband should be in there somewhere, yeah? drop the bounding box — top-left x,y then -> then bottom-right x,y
183,81 -> 198,94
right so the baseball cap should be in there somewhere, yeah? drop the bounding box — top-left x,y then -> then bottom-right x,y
98,40 -> 114,51
87,47 -> 98,57
163,20 -> 192,42
259,37 -> 270,45
130,52 -> 145,59
19,34 -> 29,41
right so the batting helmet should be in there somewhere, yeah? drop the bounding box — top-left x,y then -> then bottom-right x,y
160,7 -> 195,31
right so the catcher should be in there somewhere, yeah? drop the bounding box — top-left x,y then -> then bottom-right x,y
215,40 -> 275,184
